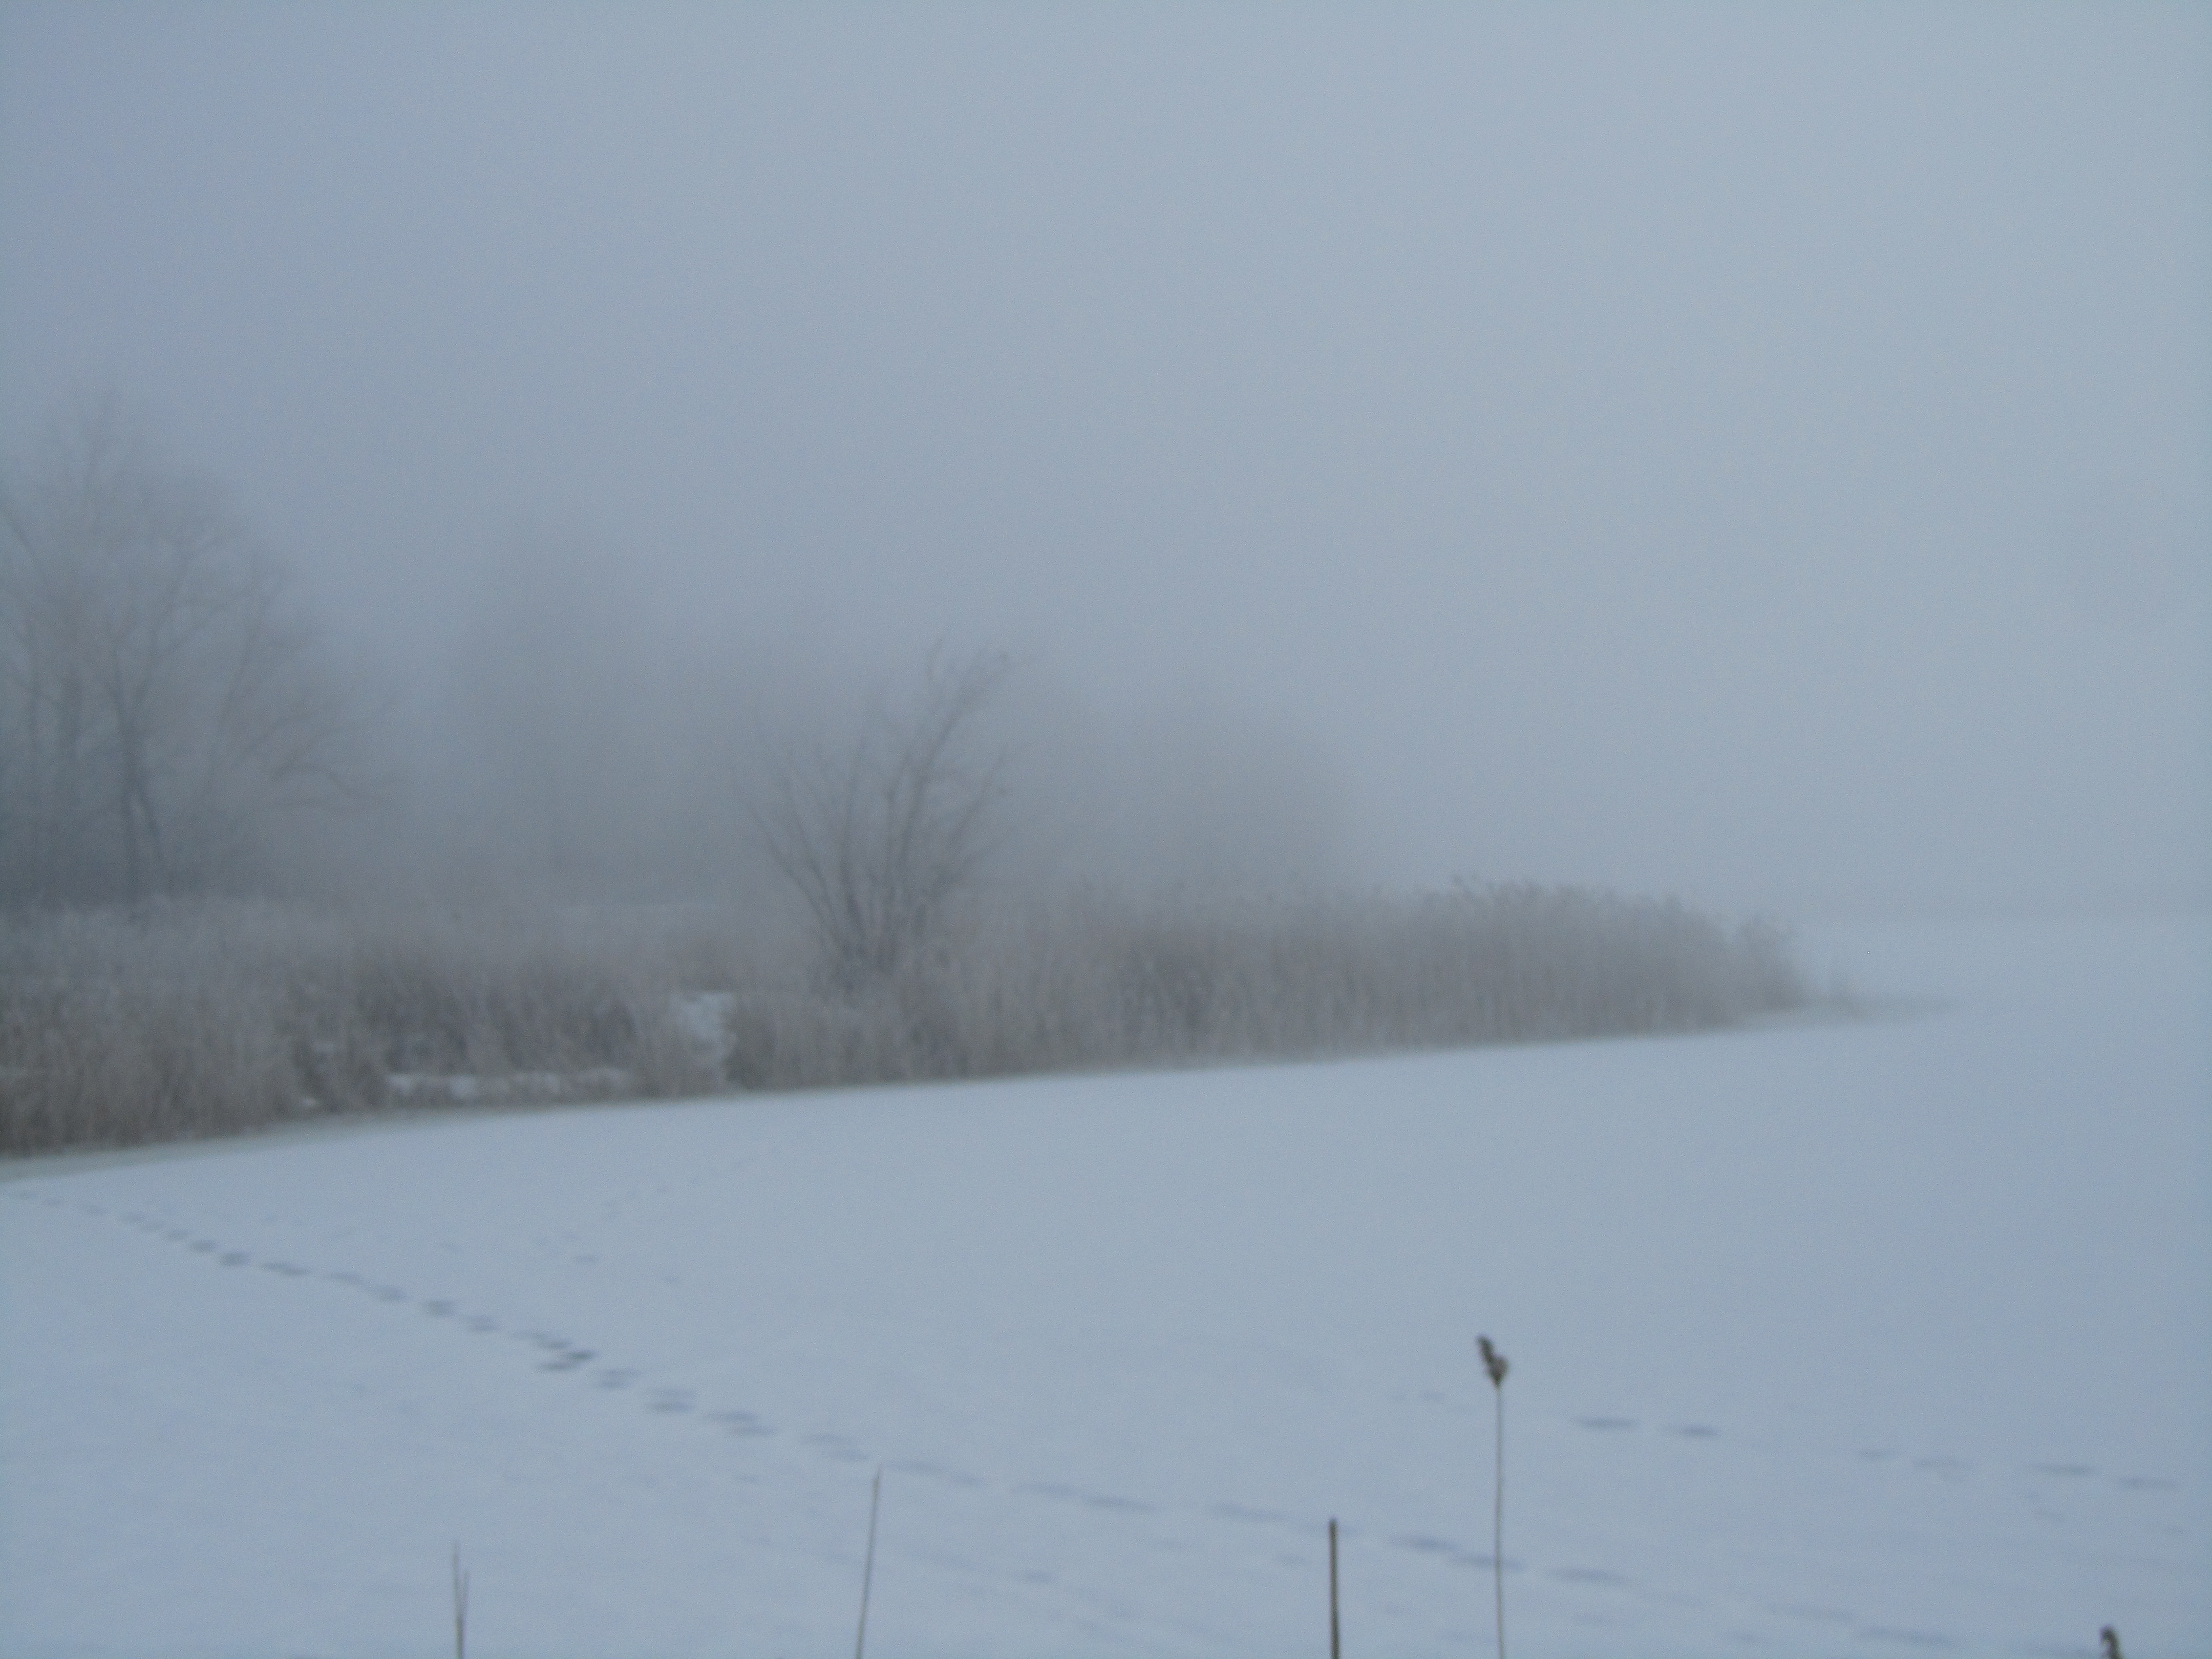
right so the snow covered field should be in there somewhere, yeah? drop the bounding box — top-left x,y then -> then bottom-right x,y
3,916 -> 2205,1658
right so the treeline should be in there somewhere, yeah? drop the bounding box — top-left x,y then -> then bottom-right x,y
1,408 -> 1343,911
0,885 -> 1804,1155
2,406 -> 1813,1157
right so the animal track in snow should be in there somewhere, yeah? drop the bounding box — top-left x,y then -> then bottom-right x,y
1855,1624 -> 1955,1648
885,1458 -> 981,1487
1081,1492 -> 1153,1513
1205,1502 -> 1287,1524
1912,1456 -> 1972,1478
1549,1565 -> 1629,1586
68,1200 -> 772,1457
1015,1481 -> 1154,1515
1390,1533 -> 1458,1556
1764,1603 -> 1854,1625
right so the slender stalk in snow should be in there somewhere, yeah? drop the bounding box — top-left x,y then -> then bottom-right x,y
451,1543 -> 469,1659
855,1465 -> 883,1659
1478,1335 -> 1509,1659
1328,1516 -> 1341,1659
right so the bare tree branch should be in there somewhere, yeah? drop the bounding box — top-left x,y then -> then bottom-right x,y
0,410 -> 369,905
753,649 -> 1011,989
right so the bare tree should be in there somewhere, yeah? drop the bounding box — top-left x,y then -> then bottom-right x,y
755,649 -> 1011,988
0,407 -> 364,906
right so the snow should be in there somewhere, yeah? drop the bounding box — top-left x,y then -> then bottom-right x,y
3,916 -> 2206,1658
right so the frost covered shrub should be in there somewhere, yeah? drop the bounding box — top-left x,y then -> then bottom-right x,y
0,900 -> 733,1154
1,883 -> 1806,1154
713,883 -> 1807,1091
0,906 -> 299,1150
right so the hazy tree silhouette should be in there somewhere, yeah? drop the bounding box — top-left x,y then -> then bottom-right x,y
0,406 -> 365,905
755,648 -> 1010,989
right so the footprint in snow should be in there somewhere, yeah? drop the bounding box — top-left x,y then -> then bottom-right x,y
1081,1492 -> 1153,1514
1206,1502 -> 1288,1525
1013,1481 -> 1151,1514
648,1389 -> 694,1414
1856,1625 -> 1955,1648
1390,1534 -> 1458,1556
1548,1566 -> 1629,1586
1575,1416 -> 1637,1431
1913,1456 -> 1972,1478
885,1459 -> 982,1487
1763,1603 -> 1855,1625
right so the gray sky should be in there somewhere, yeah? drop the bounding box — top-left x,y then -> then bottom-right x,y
4,2 -> 2206,916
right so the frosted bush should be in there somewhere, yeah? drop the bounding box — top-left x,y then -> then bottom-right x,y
2,884 -> 1806,1154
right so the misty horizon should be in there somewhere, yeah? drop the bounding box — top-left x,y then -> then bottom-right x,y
4,4 -> 2206,919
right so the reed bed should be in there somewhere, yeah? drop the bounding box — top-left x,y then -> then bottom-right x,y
2,883 -> 1806,1155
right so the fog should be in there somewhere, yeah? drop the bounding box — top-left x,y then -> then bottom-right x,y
3,3 -> 2205,918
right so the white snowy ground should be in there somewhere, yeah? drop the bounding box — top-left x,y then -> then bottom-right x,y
2,917 -> 2205,1659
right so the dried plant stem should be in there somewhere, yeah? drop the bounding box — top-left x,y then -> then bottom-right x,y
1329,1517 -> 1341,1659
854,1465 -> 883,1659
451,1543 -> 469,1659
1478,1335 -> 1510,1659
1492,1386 -> 1506,1659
